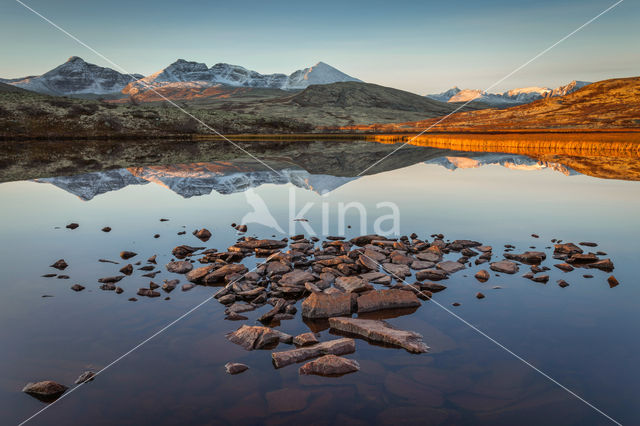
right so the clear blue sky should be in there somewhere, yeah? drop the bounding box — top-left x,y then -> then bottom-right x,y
0,0 -> 637,94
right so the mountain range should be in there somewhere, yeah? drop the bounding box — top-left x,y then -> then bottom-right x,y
427,80 -> 591,106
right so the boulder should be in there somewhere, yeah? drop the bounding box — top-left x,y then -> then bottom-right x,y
224,362 -> 249,375
279,269 -> 315,287
299,355 -> 360,376
226,325 -> 292,350
166,261 -> 193,274
436,261 -> 465,274
356,289 -> 420,313
271,338 -> 356,368
22,381 -> 68,400
329,317 -> 429,353
490,260 -> 519,274
301,292 -> 356,318
334,276 -> 372,293
293,332 -> 319,346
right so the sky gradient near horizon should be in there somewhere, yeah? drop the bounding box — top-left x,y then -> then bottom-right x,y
0,0 -> 638,94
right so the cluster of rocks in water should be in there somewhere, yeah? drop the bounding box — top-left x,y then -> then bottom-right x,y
31,228 -> 620,399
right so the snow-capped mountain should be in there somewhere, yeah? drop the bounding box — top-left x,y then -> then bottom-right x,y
427,80 -> 591,106
5,57 -> 143,95
34,162 -> 357,201
123,59 -> 360,95
425,153 -> 576,176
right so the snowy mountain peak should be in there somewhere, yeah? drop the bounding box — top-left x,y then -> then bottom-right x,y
66,56 -> 84,63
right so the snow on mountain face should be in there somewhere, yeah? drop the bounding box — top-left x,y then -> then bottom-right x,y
425,153 -> 576,176
124,59 -> 360,94
34,169 -> 149,201
427,80 -> 591,106
7,57 -> 143,95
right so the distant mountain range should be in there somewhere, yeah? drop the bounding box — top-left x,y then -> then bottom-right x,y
0,56 -> 360,96
427,80 -> 591,106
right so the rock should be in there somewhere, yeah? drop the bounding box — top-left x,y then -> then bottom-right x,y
476,292 -> 485,299
279,269 -> 315,287
477,245 -> 492,252
583,274 -> 594,278
161,279 -> 178,292
225,312 -> 248,321
70,284 -> 85,291
225,362 -> 249,375
415,269 -> 447,281
271,338 -> 356,368
218,294 -> 236,304
41,274 -> 56,278
391,253 -> 414,265
301,292 -> 356,318
100,283 -> 116,291
66,223 -> 79,230
50,259 -> 68,270
299,355 -> 360,376
101,226 -> 111,232
128,297 -> 137,301
554,263 -> 574,272
203,264 -> 248,283
382,263 -> 410,278
266,261 -> 291,276
567,253 -> 599,264
147,255 -> 157,264
587,259 -> 614,271
554,243 -> 583,255
181,283 -> 195,291
350,234 -> 385,246
474,270 -> 490,282
356,289 -> 420,313
531,233 -> 539,238
416,252 -> 442,262
142,271 -> 160,278
335,276 -> 372,293
607,275 -> 619,288
236,224 -> 248,233
194,228 -> 212,241
226,325 -> 292,350
137,288 -> 160,297
411,260 -> 435,270
358,254 -> 380,270
452,302 -> 461,306
74,371 -> 96,384
531,274 -> 549,283
557,280 -> 570,288
304,282 -> 321,293
98,275 -> 124,283
329,317 -> 428,353
359,271 -> 387,282
22,381 -> 68,400
490,260 -> 519,274
185,265 -> 214,283
258,299 -> 286,323
115,287 -> 123,294
418,282 -> 447,292
293,332 -> 319,346
172,245 -> 203,258
57,275 -> 70,279
579,242 -> 598,247
234,239 -> 287,250
504,251 -> 546,264
119,264 -> 133,275
120,251 -> 137,260
166,261 -> 193,274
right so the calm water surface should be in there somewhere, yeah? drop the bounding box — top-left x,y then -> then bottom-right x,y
0,139 -> 639,425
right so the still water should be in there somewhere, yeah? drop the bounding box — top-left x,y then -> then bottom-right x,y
0,139 -> 639,425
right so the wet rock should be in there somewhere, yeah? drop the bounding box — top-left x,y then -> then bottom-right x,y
350,234 -> 386,246
418,282 -> 447,292
98,259 -> 119,264
258,299 -> 287,323
194,228 -> 212,241
166,261 -> 193,274
299,354 -> 360,376
162,279 -> 178,292
100,283 -> 116,291
41,274 -> 57,278
608,275 -> 619,288
415,252 -> 442,263
531,274 -> 549,283
293,332 -> 319,347
225,312 -> 248,321
225,362 -> 249,375
554,263 -> 574,272
70,284 -> 85,292
271,338 -> 356,368
234,239 -> 287,250
476,292 -> 485,299
415,269 -> 447,281
120,251 -> 137,260
580,242 -> 598,247
203,264 -> 248,284
329,317 -> 429,353
172,245 -> 203,259
583,274 -> 594,278
181,283 -> 195,291
359,271 -> 386,282
74,371 -> 96,384
226,325 -> 292,350
66,223 -> 79,230
115,287 -> 123,294
335,276 -> 372,293
185,265 -> 214,283
557,280 -> 570,288
411,260 -> 435,270
226,302 -> 256,314
567,253 -> 599,264
218,294 -> 236,305
490,260 -> 519,274
22,381 -> 68,400
504,251 -> 546,264
50,259 -> 68,270
587,259 -> 614,271
137,288 -> 160,297
301,292 -> 356,319
279,269 -> 315,287
554,243 -> 583,255
101,226 -> 111,232
119,264 -> 133,275
98,275 -> 124,283
474,270 -> 490,282
57,275 -> 70,279
266,261 -> 291,276
356,289 -> 420,313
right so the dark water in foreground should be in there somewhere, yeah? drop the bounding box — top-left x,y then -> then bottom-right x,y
0,139 -> 639,425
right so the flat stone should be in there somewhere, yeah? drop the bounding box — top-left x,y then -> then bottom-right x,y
356,289 -> 420,313
166,261 -> 193,274
226,325 -> 292,350
234,239 -> 288,250
490,260 -> 519,274
266,261 -> 291,275
203,264 -> 248,283
554,263 -> 574,272
299,354 -> 360,376
185,265 -> 214,283
411,260 -> 435,270
415,269 -> 448,281
335,276 -> 372,293
301,292 -> 356,319
271,338 -> 356,368
579,241 -> 598,247
554,243 -> 583,255
587,259 -> 614,271
358,254 -> 380,270
418,282 -> 447,292
279,269 -> 315,287
567,253 -> 599,264
382,263 -> 410,278
360,271 -> 387,282
436,261 -> 465,274
504,251 -> 546,264
531,274 -> 549,283
225,362 -> 249,375
415,252 -> 442,262
329,317 -> 429,353
293,332 -> 319,346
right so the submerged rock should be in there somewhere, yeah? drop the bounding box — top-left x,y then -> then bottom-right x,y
490,260 -> 519,274
356,289 -> 420,313
120,251 -> 137,260
50,259 -> 68,270
74,371 -> 96,384
226,325 -> 292,350
225,362 -> 249,375
22,381 -> 68,400
301,292 -> 356,319
299,354 -> 360,376
271,338 -> 356,368
166,261 -> 193,274
504,251 -> 546,264
328,317 -> 429,353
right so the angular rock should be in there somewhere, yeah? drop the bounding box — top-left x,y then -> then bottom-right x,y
293,332 -> 319,346
554,243 -> 583,255
329,317 -> 428,353
382,263 -> 410,278
101,227 -> 111,232
608,275 -> 619,288
98,275 -> 124,283
50,259 -> 68,270
436,261 -> 465,274
418,282 -> 447,292
226,325 -> 292,350
119,264 -> 133,275
587,259 -> 614,271
557,279 -> 570,288
203,264 -> 248,283
271,338 -> 356,368
504,251 -> 546,264
225,362 -> 249,375
279,269 -> 315,287
531,274 -> 549,283
120,251 -> 137,260
490,260 -> 519,274
415,269 -> 447,281
356,289 -> 420,313
66,223 -> 79,230
74,371 -> 96,384
416,252 -> 442,263
411,260 -> 435,270
567,253 -> 599,264
301,292 -> 356,318
166,261 -> 193,274
185,265 -> 214,283
299,355 -> 360,376
334,276 -> 372,293
475,270 -> 490,282
358,254 -> 379,270
476,292 -> 485,299
22,381 -> 68,399
554,263 -> 574,272
266,261 -> 291,276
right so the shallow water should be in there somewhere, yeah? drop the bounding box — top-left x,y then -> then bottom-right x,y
1,139 -> 639,425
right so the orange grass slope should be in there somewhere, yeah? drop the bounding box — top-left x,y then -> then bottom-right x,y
346,76 -> 640,132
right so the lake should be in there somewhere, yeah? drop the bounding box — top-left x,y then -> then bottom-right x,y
1,137 -> 639,425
